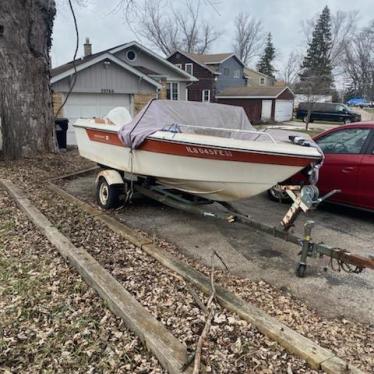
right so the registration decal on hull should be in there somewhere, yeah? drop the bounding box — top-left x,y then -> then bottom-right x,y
186,146 -> 233,158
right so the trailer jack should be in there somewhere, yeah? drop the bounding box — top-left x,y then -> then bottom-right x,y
280,185 -> 340,231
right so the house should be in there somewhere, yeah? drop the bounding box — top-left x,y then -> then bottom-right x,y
51,39 -> 197,144
216,86 -> 295,123
244,68 -> 275,87
294,94 -> 332,108
167,51 -> 246,102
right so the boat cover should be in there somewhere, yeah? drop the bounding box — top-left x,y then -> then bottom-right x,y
118,99 -> 255,148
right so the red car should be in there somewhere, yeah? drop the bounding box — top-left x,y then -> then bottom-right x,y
269,123 -> 374,211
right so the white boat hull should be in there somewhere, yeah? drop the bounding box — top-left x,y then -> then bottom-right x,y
74,124 -> 320,202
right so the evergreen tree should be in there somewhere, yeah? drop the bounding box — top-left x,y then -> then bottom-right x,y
298,6 -> 333,94
256,33 -> 276,78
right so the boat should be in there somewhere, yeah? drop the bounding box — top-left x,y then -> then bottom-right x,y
74,100 -> 323,202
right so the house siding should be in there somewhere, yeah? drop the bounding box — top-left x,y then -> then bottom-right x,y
113,46 -> 188,81
245,69 -> 274,87
52,60 -> 157,94
215,57 -> 246,93
168,52 -> 216,102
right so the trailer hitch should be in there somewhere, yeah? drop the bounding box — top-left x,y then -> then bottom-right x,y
280,185 -> 340,231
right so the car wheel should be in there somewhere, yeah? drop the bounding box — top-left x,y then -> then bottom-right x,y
267,186 -> 291,203
96,177 -> 122,209
344,118 -> 351,124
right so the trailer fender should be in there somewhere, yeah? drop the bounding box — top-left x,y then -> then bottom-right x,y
95,169 -> 124,186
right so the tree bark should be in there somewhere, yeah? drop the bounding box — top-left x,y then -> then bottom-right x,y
0,0 -> 56,160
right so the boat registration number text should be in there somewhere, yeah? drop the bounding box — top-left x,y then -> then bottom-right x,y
186,146 -> 233,157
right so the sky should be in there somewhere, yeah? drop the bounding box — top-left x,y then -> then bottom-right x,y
51,0 -> 373,76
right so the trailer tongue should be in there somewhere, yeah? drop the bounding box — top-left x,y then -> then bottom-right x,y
131,181 -> 374,278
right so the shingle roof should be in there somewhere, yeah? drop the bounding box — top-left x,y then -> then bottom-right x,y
133,65 -> 161,75
243,67 -> 274,80
51,42 -> 197,82
216,86 -> 293,98
51,43 -> 127,77
51,53 -> 100,77
184,52 -> 233,65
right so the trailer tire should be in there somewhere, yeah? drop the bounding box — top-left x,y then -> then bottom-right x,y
296,264 -> 306,278
96,177 -> 121,209
267,186 -> 291,203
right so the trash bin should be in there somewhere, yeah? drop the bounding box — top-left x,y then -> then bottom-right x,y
55,118 -> 69,150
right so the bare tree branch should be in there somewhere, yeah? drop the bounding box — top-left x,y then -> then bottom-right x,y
342,21 -> 374,100
280,52 -> 302,87
133,0 -> 219,55
232,12 -> 263,65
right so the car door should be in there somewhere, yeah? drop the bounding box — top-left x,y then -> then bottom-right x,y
356,130 -> 374,210
315,127 -> 371,205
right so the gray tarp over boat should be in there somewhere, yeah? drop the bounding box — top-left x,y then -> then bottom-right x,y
118,99 -> 321,154
118,99 -> 255,149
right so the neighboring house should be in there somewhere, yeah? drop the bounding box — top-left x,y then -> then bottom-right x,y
216,86 -> 295,123
51,39 -> 197,144
244,68 -> 275,87
294,94 -> 332,108
167,51 -> 246,102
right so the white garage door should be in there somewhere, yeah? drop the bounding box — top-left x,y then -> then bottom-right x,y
274,100 -> 293,122
63,93 -> 131,145
261,100 -> 272,121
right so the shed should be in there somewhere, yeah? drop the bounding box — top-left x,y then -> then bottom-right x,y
216,86 -> 295,123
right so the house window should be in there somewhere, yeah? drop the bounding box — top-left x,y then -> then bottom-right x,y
223,68 -> 230,76
167,82 -> 179,100
185,63 -> 193,76
126,50 -> 137,61
260,77 -> 265,85
202,89 -> 210,102
175,63 -> 182,69
233,70 -> 240,78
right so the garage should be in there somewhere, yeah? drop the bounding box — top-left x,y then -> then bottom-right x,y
275,100 -> 294,122
51,52 -> 162,145
62,93 -> 131,144
261,100 -> 272,121
216,86 -> 295,124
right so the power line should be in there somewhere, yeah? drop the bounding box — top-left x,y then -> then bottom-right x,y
55,0 -> 79,118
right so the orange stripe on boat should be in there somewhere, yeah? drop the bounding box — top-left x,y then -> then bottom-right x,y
86,128 -> 317,167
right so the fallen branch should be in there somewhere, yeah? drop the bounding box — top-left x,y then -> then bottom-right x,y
185,283 -> 207,314
192,252 -> 216,374
181,352 -> 195,372
213,250 -> 229,271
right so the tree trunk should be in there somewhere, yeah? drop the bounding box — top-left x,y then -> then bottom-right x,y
0,0 -> 56,160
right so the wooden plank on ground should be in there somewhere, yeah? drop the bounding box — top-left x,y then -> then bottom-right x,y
46,179 -> 364,374
1,179 -> 192,374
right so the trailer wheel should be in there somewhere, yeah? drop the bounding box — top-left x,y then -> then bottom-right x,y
96,177 -> 121,209
296,264 -> 306,278
267,186 -> 291,203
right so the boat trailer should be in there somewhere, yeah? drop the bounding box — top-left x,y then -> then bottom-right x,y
97,170 -> 374,278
